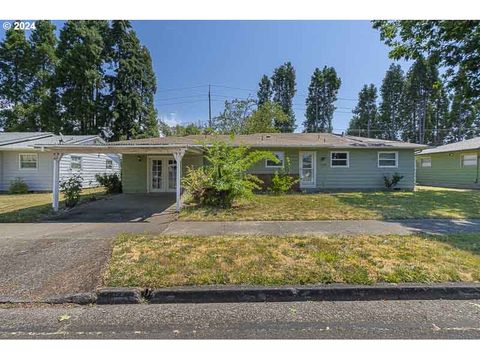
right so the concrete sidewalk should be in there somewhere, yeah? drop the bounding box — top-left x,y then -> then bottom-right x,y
164,219 -> 480,236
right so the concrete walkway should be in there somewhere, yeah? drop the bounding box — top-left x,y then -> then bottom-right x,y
164,219 -> 480,236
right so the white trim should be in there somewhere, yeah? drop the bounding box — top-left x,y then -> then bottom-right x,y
299,151 -> 316,188
265,151 -> 285,168
147,155 -> 176,193
18,153 -> 38,171
420,156 -> 432,168
330,151 -> 350,168
378,151 -> 398,168
70,155 -> 82,171
460,153 -> 478,167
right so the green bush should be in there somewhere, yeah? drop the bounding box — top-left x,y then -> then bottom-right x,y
383,172 -> 404,189
182,138 -> 278,208
95,173 -> 122,194
9,177 -> 29,194
269,157 -> 298,194
60,174 -> 83,208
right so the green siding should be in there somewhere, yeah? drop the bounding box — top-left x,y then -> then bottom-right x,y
416,151 -> 480,188
249,147 -> 415,190
122,154 -> 147,193
122,153 -> 204,193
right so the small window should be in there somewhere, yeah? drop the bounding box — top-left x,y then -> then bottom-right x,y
265,151 -> 285,168
420,157 -> 431,168
106,159 -> 113,169
71,156 -> 82,170
378,152 -> 398,168
19,153 -> 38,170
461,154 -> 477,167
331,152 -> 349,167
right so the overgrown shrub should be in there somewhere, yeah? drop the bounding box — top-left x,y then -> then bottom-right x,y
95,173 -> 122,194
9,177 -> 29,194
383,172 -> 404,189
269,157 -> 299,194
182,138 -> 278,208
60,174 -> 83,207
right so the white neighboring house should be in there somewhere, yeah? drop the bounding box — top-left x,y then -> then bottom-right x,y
0,132 -> 121,192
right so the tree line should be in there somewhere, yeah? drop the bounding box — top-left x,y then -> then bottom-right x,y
0,20 -> 158,140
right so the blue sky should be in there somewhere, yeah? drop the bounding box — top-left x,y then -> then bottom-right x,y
1,20 -> 410,132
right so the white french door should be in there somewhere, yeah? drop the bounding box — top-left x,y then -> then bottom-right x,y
299,151 -> 316,188
149,157 -> 177,192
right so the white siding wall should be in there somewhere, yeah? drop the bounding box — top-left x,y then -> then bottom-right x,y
0,151 -> 120,191
59,153 -> 120,188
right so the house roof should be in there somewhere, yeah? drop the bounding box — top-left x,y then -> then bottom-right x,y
108,133 -> 426,149
418,137 -> 480,155
0,132 -> 104,149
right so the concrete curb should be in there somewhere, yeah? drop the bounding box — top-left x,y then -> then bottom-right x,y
2,283 -> 479,305
147,283 -> 480,303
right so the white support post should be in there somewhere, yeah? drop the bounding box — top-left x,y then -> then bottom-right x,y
173,149 -> 185,212
52,153 -> 63,211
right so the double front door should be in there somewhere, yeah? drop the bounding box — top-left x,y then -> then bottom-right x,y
149,156 -> 177,192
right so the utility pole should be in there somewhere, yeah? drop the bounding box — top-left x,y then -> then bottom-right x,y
208,84 -> 212,128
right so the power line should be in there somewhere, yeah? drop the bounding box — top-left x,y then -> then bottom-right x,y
157,93 -> 206,101
156,84 -> 208,93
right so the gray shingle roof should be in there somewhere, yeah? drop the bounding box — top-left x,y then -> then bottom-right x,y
0,132 -> 103,148
418,137 -> 480,155
109,133 -> 426,149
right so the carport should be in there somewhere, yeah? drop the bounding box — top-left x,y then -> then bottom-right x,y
35,142 -> 203,213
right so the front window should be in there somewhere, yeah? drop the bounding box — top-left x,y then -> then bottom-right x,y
106,159 -> 113,169
265,151 -> 285,168
19,154 -> 38,170
378,152 -> 398,168
71,156 -> 82,170
331,152 -> 349,167
461,154 -> 477,167
420,157 -> 431,168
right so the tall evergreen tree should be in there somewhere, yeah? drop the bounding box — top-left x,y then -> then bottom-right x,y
0,27 -> 32,130
106,20 -> 158,140
347,84 -> 378,138
447,79 -> 479,142
28,20 -> 59,132
55,20 -> 109,135
271,62 -> 296,132
400,57 -> 439,144
303,66 -> 341,133
378,64 -> 404,140
257,75 -> 272,106
429,83 -> 450,145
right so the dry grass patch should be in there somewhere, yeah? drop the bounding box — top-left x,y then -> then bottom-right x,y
104,233 -> 480,287
180,187 -> 480,221
0,187 -> 106,222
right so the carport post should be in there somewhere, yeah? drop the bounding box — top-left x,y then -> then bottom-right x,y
173,149 -> 185,212
52,153 -> 63,211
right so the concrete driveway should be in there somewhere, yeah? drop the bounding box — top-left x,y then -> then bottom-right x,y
0,194 -> 176,302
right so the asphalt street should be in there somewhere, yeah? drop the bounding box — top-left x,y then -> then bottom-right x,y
1,300 -> 480,339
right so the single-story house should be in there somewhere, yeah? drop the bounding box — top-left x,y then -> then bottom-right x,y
36,132 -> 426,212
416,137 -> 480,189
0,132 -> 121,192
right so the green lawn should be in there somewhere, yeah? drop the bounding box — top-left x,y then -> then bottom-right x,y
0,187 -> 106,223
180,186 -> 480,221
104,233 -> 480,287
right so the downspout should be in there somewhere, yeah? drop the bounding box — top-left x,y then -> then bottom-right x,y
476,150 -> 480,184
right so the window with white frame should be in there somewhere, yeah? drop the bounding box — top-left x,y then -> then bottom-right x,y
70,156 -> 82,170
420,157 -> 431,168
265,151 -> 285,168
461,154 -> 477,167
331,152 -> 349,167
19,153 -> 38,170
106,159 -> 113,169
378,151 -> 398,168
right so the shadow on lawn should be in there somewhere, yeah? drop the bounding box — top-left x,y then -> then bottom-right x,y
335,190 -> 480,220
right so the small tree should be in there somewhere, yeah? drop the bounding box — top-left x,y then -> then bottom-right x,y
269,157 -> 299,194
383,173 -> 404,190
182,138 -> 278,208
60,174 -> 83,207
